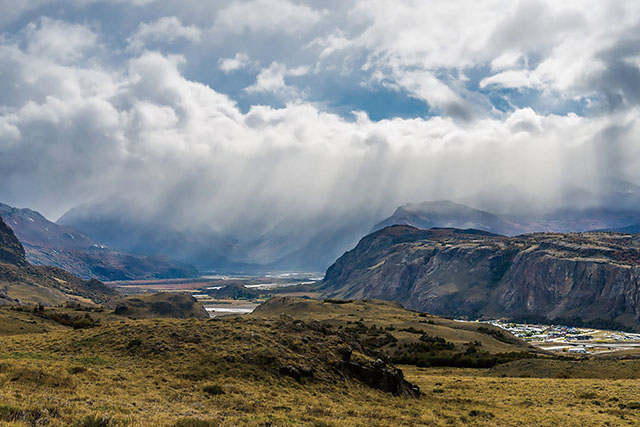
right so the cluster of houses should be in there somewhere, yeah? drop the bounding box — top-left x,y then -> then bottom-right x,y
483,320 -> 640,354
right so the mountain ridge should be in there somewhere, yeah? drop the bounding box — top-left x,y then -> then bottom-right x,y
319,225 -> 640,331
1,202 -> 198,280
0,215 -> 117,305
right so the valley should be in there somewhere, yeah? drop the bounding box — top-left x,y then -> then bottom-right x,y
3,204 -> 640,425
106,272 -> 323,316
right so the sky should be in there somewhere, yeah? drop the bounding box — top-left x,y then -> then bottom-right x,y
0,0 -> 639,234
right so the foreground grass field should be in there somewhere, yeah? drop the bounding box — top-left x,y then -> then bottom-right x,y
1,299 -> 640,426
2,348 -> 640,426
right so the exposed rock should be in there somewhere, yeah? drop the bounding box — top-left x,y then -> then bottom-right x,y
319,225 -> 640,330
0,216 -> 117,305
0,216 -> 27,266
279,365 -> 314,382
338,357 -> 420,397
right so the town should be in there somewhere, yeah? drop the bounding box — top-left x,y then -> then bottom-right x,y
486,320 -> 640,354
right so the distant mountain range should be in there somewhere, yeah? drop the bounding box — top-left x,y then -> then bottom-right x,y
57,201 -> 380,272
374,200 -> 640,236
52,181 -> 640,271
373,200 -> 526,235
318,225 -> 640,331
0,202 -> 197,281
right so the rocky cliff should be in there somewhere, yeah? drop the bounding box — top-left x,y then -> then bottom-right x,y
0,216 -> 116,305
319,226 -> 640,330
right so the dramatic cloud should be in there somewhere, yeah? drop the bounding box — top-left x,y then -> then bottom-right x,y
0,0 -> 639,237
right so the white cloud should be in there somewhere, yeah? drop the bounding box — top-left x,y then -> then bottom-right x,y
22,18 -> 98,64
127,17 -> 201,52
244,62 -> 308,96
214,0 -> 326,34
308,30 -> 352,59
324,0 -> 640,115
1,27 -> 639,229
1,1 -> 640,231
218,53 -> 254,74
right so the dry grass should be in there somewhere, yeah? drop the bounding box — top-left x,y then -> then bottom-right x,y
0,299 -> 639,425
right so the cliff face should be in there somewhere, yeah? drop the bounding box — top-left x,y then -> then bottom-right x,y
320,226 -> 640,330
0,216 -> 116,305
0,216 -> 28,266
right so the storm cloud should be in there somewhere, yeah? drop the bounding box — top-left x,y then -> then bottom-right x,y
0,1 -> 639,236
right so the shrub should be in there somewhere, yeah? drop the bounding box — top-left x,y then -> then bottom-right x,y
620,402 -> 640,410
0,405 -> 43,423
323,299 -> 352,304
68,366 -> 87,375
578,392 -> 599,399
127,339 -> 142,350
477,326 -> 514,344
400,327 -> 423,334
468,409 -> 494,418
203,384 -> 225,396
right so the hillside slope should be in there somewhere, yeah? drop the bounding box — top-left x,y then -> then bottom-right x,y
319,226 -> 640,330
0,216 -> 116,305
1,202 -> 198,280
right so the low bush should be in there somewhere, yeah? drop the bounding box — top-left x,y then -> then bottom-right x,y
203,384 -> 225,396
323,299 -> 353,304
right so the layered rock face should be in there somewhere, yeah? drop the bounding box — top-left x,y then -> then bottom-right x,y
0,215 -> 27,266
320,226 -> 640,330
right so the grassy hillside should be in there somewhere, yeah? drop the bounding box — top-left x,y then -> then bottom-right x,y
253,297 -> 534,368
107,292 -> 210,319
0,299 -> 639,426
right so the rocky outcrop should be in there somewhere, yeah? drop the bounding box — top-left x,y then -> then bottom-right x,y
0,216 -> 27,266
336,348 -> 420,397
319,226 -> 640,330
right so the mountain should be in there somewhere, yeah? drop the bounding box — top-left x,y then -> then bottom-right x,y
58,202 -> 383,272
261,214 -> 381,271
610,223 -> 640,234
373,200 -> 527,235
1,202 -> 198,280
373,200 -> 640,236
57,190 -> 640,274
0,214 -> 27,266
0,215 -> 116,305
318,225 -> 640,331
57,204 -> 250,271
